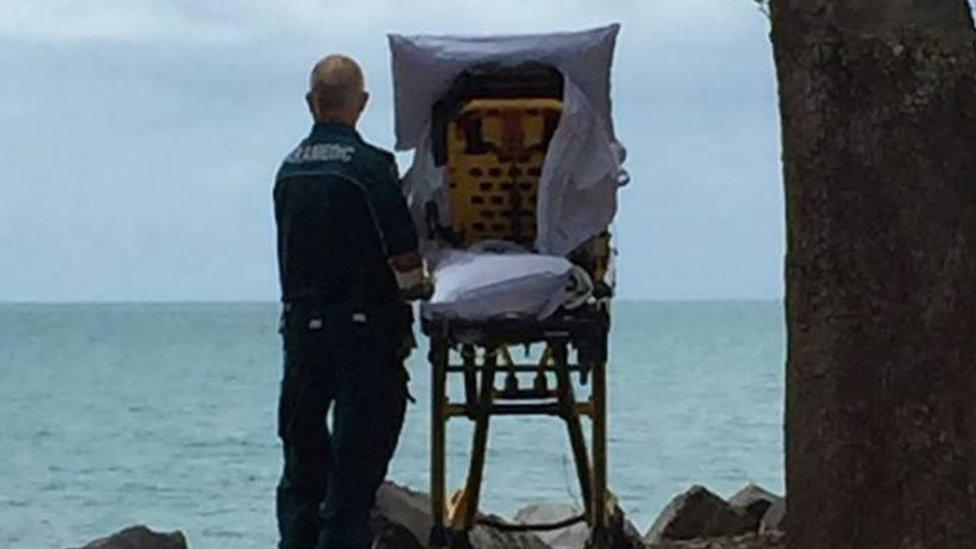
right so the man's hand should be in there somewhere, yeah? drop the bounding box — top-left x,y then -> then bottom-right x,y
389,251 -> 434,301
399,278 -> 434,301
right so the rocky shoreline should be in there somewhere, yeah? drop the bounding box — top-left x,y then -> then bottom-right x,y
70,482 -> 785,548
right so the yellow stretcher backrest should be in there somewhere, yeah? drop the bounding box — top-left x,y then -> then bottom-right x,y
445,98 -> 563,249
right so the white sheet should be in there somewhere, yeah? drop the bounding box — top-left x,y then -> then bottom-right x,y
391,25 -> 629,256
422,249 -> 573,321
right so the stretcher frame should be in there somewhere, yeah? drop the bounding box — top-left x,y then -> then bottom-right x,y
419,61 -> 625,548
422,305 -> 622,548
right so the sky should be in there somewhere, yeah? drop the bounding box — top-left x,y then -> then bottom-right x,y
0,0 -> 783,302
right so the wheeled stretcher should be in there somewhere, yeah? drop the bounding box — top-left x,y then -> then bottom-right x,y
388,26 -> 628,548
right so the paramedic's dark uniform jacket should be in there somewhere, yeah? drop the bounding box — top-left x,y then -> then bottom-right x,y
273,122 -> 418,549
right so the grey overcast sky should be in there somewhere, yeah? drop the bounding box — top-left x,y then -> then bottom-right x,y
0,1 -> 782,302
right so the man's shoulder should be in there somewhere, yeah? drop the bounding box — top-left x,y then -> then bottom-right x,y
276,134 -> 358,180
275,128 -> 396,184
282,137 -> 357,165
351,137 -> 399,185
354,137 -> 396,168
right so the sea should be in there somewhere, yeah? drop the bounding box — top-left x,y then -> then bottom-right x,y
0,301 -> 785,548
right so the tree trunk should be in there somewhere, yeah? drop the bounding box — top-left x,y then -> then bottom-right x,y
771,1 -> 976,547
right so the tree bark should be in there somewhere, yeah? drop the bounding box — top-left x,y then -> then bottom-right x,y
771,1 -> 976,547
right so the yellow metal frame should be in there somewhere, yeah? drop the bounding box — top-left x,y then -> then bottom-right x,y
425,95 -> 624,548
444,98 -> 562,249
426,328 -> 617,548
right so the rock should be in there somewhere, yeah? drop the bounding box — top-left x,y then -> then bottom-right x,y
727,484 -> 783,527
372,482 -> 432,544
513,502 -> 643,549
758,499 -> 785,534
647,530 -> 785,549
644,485 -> 755,544
468,514 -> 552,549
372,481 -> 549,548
515,503 -> 590,549
514,503 -> 587,549
372,514 -> 425,549
70,525 -> 187,549
616,508 -> 647,548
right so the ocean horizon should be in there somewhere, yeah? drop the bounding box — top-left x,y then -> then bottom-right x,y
0,300 -> 785,548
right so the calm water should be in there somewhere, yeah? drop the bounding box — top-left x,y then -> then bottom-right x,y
0,301 -> 784,548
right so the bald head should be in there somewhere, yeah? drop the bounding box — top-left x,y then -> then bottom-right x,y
306,54 -> 368,125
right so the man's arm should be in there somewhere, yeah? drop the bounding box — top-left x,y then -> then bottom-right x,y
371,160 -> 431,300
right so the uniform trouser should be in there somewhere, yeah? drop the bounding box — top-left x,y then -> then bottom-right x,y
276,307 -> 408,549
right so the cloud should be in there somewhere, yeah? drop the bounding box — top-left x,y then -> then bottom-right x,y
0,0 -> 241,43
0,0 -> 760,45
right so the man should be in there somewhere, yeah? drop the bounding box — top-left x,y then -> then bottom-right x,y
273,55 -> 426,549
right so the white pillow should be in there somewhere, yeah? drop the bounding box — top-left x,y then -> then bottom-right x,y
388,24 -> 620,151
